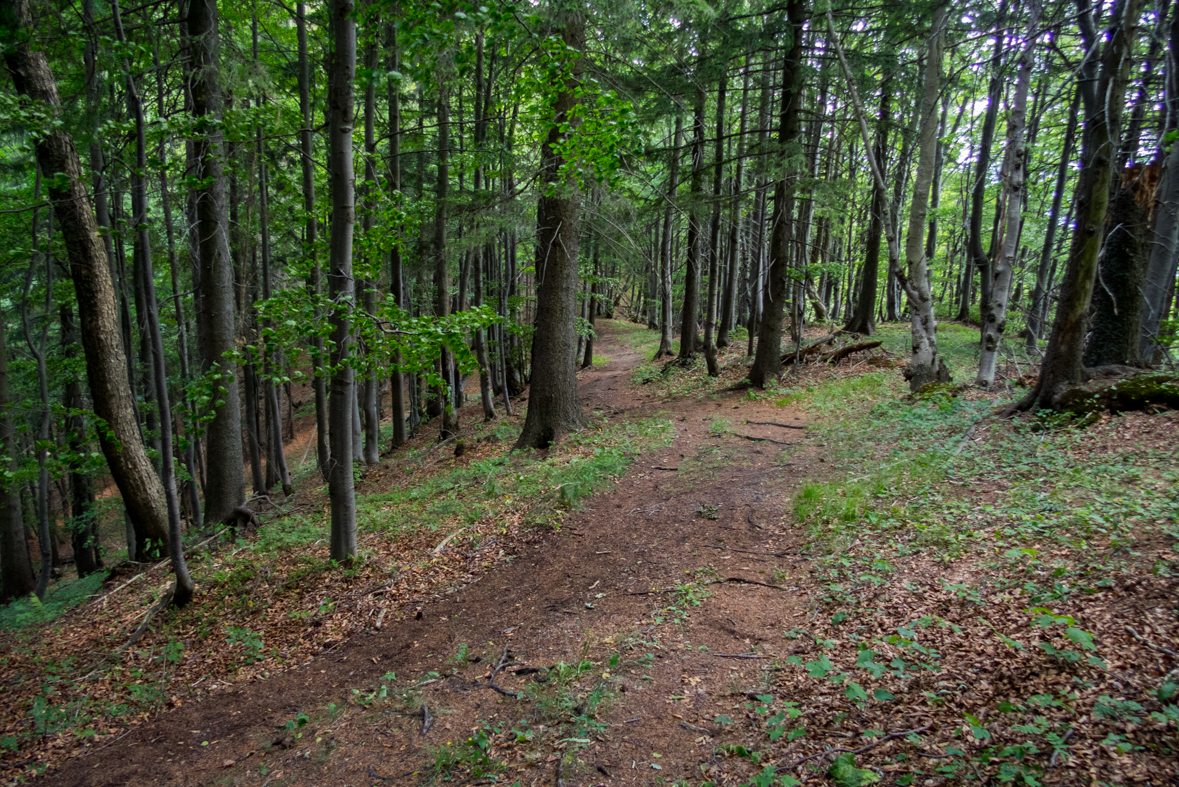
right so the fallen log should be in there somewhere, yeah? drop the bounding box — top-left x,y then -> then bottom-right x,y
820,340 -> 882,363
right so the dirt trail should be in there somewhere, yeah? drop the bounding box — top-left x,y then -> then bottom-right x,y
44,322 -> 822,787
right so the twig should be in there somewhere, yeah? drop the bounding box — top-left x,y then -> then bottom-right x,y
743,421 -> 807,430
786,726 -> 930,771
712,653 -> 766,659
714,577 -> 790,591
953,424 -> 978,456
1048,728 -> 1075,767
735,434 -> 791,445
651,465 -> 680,471
1126,626 -> 1179,658
486,646 -> 523,699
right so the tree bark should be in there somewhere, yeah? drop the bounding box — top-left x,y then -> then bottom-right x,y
0,310 -> 33,603
749,0 -> 806,388
1028,88 -> 1081,352
515,6 -> 587,449
678,83 -> 706,364
327,0 -> 358,560
655,111 -> 682,359
387,22 -> 408,449
704,68 -> 727,377
1084,166 -> 1152,366
188,0 -> 245,525
978,2 -> 1042,387
843,74 -> 891,336
297,2 -> 330,479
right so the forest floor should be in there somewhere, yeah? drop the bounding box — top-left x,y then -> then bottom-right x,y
3,319 -> 1178,787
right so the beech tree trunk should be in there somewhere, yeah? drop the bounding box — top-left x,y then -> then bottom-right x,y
188,0 -> 245,525
327,0 -> 357,560
298,2 -> 330,479
978,3 -> 1041,387
515,6 -> 587,449
843,75 -> 891,336
387,23 -> 408,449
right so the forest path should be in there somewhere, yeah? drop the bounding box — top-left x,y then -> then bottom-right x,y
45,321 -> 822,787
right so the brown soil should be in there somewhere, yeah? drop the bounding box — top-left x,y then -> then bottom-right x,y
37,322 -> 826,786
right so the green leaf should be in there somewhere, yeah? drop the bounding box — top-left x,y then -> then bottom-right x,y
873,689 -> 895,701
805,655 -> 833,678
827,753 -> 881,786
845,682 -> 868,703
1064,627 -> 1095,650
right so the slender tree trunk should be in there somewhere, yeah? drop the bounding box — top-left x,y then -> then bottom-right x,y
750,0 -> 806,387
360,33 -> 381,465
297,2 -> 330,479
656,112 -> 682,358
844,75 -> 891,335
1028,89 -> 1081,352
678,83 -> 706,364
61,306 -> 99,576
0,310 -> 33,602
188,0 -> 244,525
704,69 -> 728,376
515,7 -> 586,449
719,64 -> 751,347
111,0 -> 194,603
978,3 -> 1041,387
433,65 -> 460,438
21,211 -> 52,598
1020,0 -> 1140,410
387,23 -> 408,449
971,10 -> 1008,329
327,0 -> 357,560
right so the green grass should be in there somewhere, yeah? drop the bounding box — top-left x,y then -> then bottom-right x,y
356,416 -> 674,535
0,572 -> 105,631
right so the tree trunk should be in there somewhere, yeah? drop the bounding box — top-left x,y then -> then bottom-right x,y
1028,88 -> 1081,352
844,75 -> 891,335
749,0 -> 806,387
971,12 -> 1008,329
1141,32 -> 1179,362
387,22 -> 408,449
515,6 -> 587,449
1020,0 -> 1140,410
704,69 -> 728,377
111,0 -> 194,602
188,0 -> 245,525
433,66 -> 460,438
678,83 -> 706,364
3,0 -> 171,555
0,310 -> 33,602
1083,167 -> 1152,366
655,112 -> 682,359
978,4 -> 1041,387
297,2 -> 330,479
327,0 -> 358,561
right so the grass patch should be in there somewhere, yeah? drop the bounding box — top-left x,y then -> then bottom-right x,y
357,416 -> 674,535
0,572 -> 105,631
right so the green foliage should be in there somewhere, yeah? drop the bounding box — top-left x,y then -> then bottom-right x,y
0,572 -> 105,631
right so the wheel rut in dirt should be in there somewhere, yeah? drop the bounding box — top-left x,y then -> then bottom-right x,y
43,321 -> 822,787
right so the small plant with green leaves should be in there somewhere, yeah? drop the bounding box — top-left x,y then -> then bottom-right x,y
226,626 -> 265,665
1029,610 -> 1104,668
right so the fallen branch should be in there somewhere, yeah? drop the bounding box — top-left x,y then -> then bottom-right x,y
821,340 -> 883,364
715,577 -> 791,591
735,434 -> 791,445
486,646 -> 523,699
786,726 -> 930,771
651,465 -> 680,471
743,420 -> 807,430
712,653 -> 766,659
1126,626 -> 1179,658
